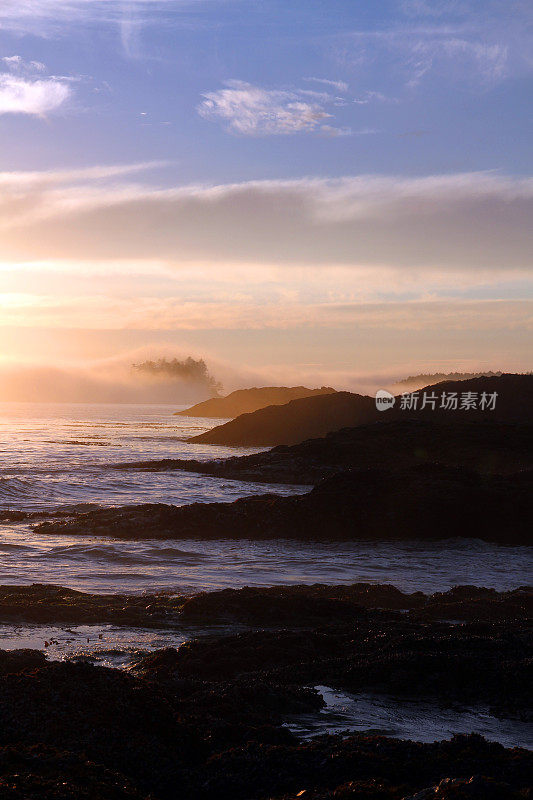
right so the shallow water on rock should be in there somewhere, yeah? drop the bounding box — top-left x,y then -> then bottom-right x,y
0,621 -> 236,668
288,686 -> 533,749
4,624 -> 531,750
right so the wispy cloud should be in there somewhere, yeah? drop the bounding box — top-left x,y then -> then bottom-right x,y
1,55 -> 46,73
0,165 -> 532,272
345,27 -> 512,88
198,80 -> 334,136
1,290 -> 530,334
353,90 -> 395,104
400,1 -> 465,18
405,37 -> 509,87
319,125 -> 353,137
342,1 -> 532,89
0,1 -> 165,22
0,2 -> 202,61
304,77 -> 349,92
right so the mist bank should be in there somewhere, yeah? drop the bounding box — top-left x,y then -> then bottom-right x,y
0,354 -> 524,405
0,363 -> 218,404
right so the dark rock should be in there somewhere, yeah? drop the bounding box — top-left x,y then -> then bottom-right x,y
197,734 -> 533,800
0,661 -> 203,798
0,583 -> 188,626
0,745 -> 145,799
0,580 -> 530,798
189,375 -> 533,447
111,419 -> 533,486
0,649 -> 47,674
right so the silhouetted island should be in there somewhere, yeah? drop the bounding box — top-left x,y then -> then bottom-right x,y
189,374 -> 533,446
175,385 -> 336,418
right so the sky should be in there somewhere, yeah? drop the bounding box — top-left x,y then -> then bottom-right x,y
0,0 -> 531,396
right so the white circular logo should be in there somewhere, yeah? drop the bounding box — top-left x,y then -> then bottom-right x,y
375,389 -> 396,411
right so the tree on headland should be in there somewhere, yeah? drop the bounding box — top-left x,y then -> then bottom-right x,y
394,370 -> 531,392
131,357 -> 223,397
397,370 -> 503,386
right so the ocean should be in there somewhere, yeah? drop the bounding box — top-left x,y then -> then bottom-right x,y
1,401 -> 531,748
0,401 -> 531,595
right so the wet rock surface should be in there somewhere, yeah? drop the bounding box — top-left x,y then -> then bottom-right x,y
0,582 -> 531,798
35,464 -> 533,545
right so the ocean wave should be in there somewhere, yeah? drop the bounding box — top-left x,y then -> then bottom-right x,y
0,476 -> 44,501
40,543 -> 207,565
0,542 -> 34,552
44,440 -> 114,447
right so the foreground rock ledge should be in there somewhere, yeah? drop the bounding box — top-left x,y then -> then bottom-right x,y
0,579 -> 531,799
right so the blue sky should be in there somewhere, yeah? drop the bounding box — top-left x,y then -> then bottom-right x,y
1,0 -> 531,178
0,0 -> 531,394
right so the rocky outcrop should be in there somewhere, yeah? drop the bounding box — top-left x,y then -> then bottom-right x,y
189,374 -> 533,446
115,419 -> 533,485
0,582 -> 530,627
36,464 -> 533,545
0,583 -> 188,627
179,584 -> 533,625
137,615 -> 533,718
190,389 -> 379,446
175,385 -> 336,418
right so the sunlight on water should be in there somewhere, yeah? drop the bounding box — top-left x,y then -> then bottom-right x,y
0,401 -> 301,510
0,402 -> 531,595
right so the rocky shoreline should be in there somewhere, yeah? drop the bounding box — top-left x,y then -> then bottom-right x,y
112,420 -> 533,485
0,581 -> 530,798
0,582 -> 531,626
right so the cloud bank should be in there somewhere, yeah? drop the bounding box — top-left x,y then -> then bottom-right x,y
0,165 -> 532,271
